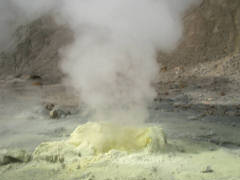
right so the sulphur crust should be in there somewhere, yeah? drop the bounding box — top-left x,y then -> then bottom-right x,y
33,122 -> 167,165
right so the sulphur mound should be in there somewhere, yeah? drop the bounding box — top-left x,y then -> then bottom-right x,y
68,122 -> 167,153
33,122 -> 167,163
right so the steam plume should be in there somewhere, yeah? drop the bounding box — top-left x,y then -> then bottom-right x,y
58,0 -> 200,123
0,0 -> 200,123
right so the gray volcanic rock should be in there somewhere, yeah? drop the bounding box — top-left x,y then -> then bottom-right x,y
0,16 -> 73,84
0,149 -> 31,165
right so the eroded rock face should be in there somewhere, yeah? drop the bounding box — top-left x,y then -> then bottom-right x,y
158,0 -> 240,69
0,16 -> 73,84
0,0 -> 239,84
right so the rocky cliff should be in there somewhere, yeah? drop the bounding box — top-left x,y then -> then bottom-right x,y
0,0 -> 239,84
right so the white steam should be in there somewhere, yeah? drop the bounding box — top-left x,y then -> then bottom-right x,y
0,0 -> 200,123
58,0 -> 199,122
0,0 -> 58,51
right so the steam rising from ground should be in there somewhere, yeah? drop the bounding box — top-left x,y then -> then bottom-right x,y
58,0 -> 200,123
0,0 -> 200,123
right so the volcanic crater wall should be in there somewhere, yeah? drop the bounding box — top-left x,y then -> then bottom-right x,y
0,0 -> 239,83
0,16 -> 73,83
158,0 -> 240,69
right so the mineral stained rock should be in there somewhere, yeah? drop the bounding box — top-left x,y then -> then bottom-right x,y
33,122 -> 167,165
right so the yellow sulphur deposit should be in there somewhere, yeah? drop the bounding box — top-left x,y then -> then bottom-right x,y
33,122 -> 167,164
68,122 -> 167,154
